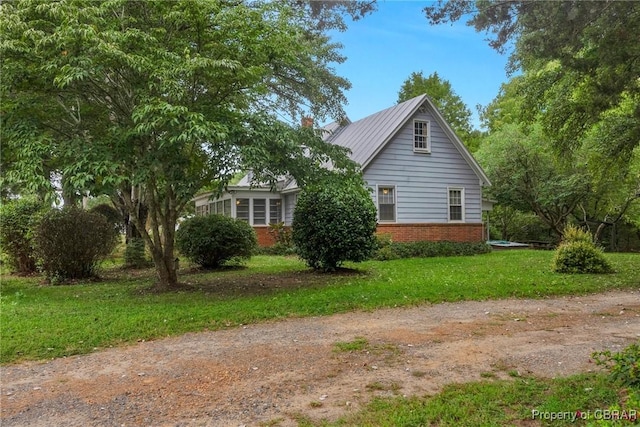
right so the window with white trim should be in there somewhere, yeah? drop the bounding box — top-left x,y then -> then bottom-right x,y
236,198 -> 249,222
413,120 -> 430,152
378,186 -> 396,222
223,199 -> 231,217
269,199 -> 282,224
253,199 -> 266,225
448,188 -> 464,222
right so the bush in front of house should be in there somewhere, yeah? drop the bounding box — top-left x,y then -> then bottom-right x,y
0,197 -> 47,274
175,214 -> 257,268
373,240 -> 492,261
552,225 -> 613,274
292,182 -> 378,271
124,237 -> 151,268
32,207 -> 120,283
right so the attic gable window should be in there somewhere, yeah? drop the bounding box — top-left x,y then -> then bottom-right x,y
413,120 -> 430,153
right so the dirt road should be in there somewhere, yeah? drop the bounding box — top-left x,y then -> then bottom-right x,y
2,290 -> 639,426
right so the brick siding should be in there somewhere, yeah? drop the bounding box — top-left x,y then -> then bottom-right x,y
253,223 -> 484,247
254,227 -> 277,247
376,223 -> 484,243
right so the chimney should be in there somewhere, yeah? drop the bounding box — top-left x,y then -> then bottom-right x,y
301,116 -> 313,128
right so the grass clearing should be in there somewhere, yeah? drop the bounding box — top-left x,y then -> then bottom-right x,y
1,250 -> 638,364
300,373 -> 623,426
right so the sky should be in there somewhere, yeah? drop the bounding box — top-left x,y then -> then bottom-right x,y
326,1 -> 512,129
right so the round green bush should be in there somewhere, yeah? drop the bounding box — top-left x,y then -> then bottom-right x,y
552,240 -> 613,274
176,214 -> 257,268
292,182 -> 378,271
0,198 -> 46,274
33,207 -> 120,282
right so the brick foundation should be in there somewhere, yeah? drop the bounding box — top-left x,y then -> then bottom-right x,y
376,223 -> 484,243
253,223 -> 484,247
254,227 -> 277,247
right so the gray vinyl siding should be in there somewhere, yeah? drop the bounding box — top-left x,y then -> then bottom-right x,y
364,110 -> 483,224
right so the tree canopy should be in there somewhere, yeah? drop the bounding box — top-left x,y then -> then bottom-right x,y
425,0 -> 640,162
0,0 -> 368,289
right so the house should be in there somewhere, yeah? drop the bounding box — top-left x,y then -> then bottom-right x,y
193,94 -> 491,246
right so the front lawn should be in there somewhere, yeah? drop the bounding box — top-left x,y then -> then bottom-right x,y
1,250 -> 638,364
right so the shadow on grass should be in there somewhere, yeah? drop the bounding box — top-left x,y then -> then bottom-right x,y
136,266 -> 368,297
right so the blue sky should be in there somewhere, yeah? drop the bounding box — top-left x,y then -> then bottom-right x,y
327,1 -> 511,129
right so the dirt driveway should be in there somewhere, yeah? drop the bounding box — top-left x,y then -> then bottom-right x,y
2,290 -> 639,426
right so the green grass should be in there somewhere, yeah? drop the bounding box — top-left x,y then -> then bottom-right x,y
299,373 -> 623,426
1,250 -> 638,364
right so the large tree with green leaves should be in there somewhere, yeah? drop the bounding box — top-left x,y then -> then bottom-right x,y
475,124 -> 591,237
397,71 -> 478,151
425,0 -> 640,163
1,0 -> 366,290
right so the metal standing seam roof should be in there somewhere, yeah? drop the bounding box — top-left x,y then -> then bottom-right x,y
324,94 -> 427,168
230,94 -> 490,194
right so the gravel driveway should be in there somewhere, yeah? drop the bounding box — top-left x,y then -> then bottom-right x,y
2,290 -> 639,426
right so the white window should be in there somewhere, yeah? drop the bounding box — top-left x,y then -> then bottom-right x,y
413,120 -> 430,152
269,199 -> 282,224
253,199 -> 266,225
378,186 -> 396,222
236,198 -> 249,222
448,188 -> 464,222
223,199 -> 231,217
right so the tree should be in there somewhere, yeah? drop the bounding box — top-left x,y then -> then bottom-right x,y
424,0 -> 640,162
475,124 -> 590,237
1,0 -> 363,290
397,71 -> 477,151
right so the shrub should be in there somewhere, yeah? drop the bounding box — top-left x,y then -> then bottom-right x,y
124,238 -> 150,268
552,241 -> 613,274
32,207 -> 119,282
292,182 -> 377,271
593,343 -> 640,389
176,214 -> 257,268
552,226 -> 613,274
89,203 -> 124,235
562,224 -> 595,244
0,198 -> 46,274
374,241 -> 491,261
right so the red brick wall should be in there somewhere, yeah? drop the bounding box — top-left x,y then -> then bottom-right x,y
376,223 -> 484,243
254,227 -> 277,247
253,223 -> 484,247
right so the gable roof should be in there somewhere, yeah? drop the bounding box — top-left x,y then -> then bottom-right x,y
324,94 -> 490,186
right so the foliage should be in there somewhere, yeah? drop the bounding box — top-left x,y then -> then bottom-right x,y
374,240 -> 491,261
32,207 -> 119,282
562,224 -> 594,245
476,124 -> 591,236
593,343 -> 640,390
487,205 -> 553,243
0,198 -> 45,274
261,222 -> 295,255
425,1 -> 640,163
0,0 -> 364,290
89,203 -> 124,235
176,214 -> 257,269
292,181 -> 377,271
552,227 -> 613,274
397,71 -> 477,151
123,238 -> 150,269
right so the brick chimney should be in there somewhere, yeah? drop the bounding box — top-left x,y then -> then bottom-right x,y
301,116 -> 313,128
